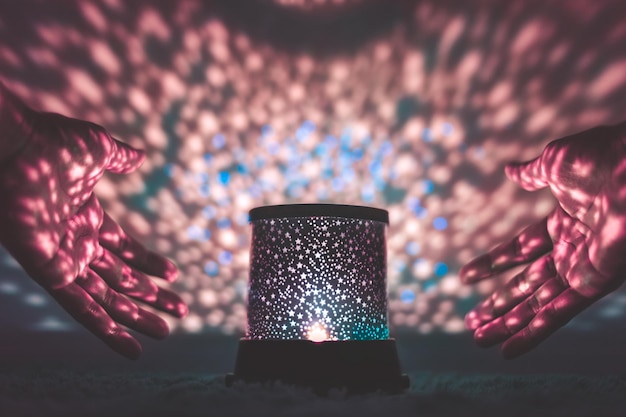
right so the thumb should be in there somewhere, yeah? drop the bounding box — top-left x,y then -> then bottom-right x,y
504,155 -> 549,191
106,136 -> 146,174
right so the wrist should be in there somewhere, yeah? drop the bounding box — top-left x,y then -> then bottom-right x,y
0,81 -> 33,164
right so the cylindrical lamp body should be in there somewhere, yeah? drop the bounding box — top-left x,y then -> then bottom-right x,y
246,204 -> 389,341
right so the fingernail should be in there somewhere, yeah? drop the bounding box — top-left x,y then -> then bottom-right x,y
460,254 -> 492,283
177,302 -> 189,318
465,311 -> 481,330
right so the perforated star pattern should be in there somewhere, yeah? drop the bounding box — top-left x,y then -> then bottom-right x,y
247,216 -> 389,341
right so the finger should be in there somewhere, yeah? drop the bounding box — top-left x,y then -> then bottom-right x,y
472,277 -> 567,347
505,155 -> 548,191
465,255 -> 556,330
90,247 -> 159,302
47,283 -> 142,359
30,194 -> 103,289
99,211 -> 178,282
91,248 -> 188,317
460,217 -> 552,284
77,269 -> 170,339
501,288 -> 593,358
105,136 -> 146,174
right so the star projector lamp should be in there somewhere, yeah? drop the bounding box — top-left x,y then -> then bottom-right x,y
227,204 -> 409,393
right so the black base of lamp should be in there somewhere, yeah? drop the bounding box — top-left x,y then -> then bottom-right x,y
226,339 -> 409,394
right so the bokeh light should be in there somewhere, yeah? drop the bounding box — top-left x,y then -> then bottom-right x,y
1,0 -> 626,336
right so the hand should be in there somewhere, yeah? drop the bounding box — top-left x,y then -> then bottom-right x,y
460,122 -> 626,358
0,92 -> 188,359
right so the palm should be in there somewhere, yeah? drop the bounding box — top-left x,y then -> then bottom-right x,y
461,123 -> 626,358
0,111 -> 187,359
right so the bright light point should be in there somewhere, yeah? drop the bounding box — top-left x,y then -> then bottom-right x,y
218,171 -> 231,185
212,133 -> 226,149
307,322 -> 329,342
400,289 -> 415,304
442,122 -> 454,137
434,262 -> 448,276
218,251 -> 233,265
405,241 -> 421,256
433,217 -> 448,230
422,179 -> 434,194
204,260 -> 219,277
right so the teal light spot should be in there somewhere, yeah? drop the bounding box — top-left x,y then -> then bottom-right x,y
434,262 -> 448,277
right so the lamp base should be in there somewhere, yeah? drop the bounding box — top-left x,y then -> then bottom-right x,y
226,339 -> 409,394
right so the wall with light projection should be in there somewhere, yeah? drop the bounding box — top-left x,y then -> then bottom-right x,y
1,0 -> 626,337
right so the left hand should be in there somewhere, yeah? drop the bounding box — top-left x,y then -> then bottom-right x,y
460,123 -> 626,358
0,101 -> 188,359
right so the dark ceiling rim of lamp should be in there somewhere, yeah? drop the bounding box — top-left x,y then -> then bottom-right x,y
249,204 -> 389,224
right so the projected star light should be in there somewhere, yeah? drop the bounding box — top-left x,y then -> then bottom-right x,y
247,213 -> 388,341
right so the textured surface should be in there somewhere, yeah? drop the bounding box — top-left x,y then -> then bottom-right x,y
1,370 -> 625,417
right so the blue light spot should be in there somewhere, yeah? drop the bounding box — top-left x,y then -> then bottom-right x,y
261,124 -> 273,137
331,177 -> 345,191
405,241 -> 421,256
202,206 -> 216,219
217,218 -> 231,229
163,163 -> 174,177
434,262 -> 448,277
249,183 -> 262,198
218,251 -> 233,265
287,184 -> 303,198
379,140 -> 393,157
406,197 -> 420,209
296,120 -> 315,142
373,176 -> 387,191
203,153 -> 213,165
368,159 -> 382,176
218,171 -> 231,185
442,122 -> 454,137
423,179 -> 434,194
199,183 -> 210,198
267,142 -> 280,155
324,134 -> 338,149
302,120 -> 315,131
236,163 -> 249,174
236,212 -> 250,225
317,187 -> 329,200
422,128 -> 433,142
340,127 -> 352,148
361,183 -> 375,203
400,289 -> 415,304
351,148 -> 364,160
433,217 -> 448,230
254,156 -> 266,169
212,133 -> 226,149
204,261 -> 219,277
315,143 -> 329,157
413,206 -> 427,218
321,167 -> 334,180
187,225 -> 209,241
196,172 -> 209,183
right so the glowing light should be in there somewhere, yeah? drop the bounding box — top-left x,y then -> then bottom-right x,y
434,262 -> 449,276
400,289 -> 415,304
433,217 -> 448,230
307,322 -> 329,343
204,261 -> 219,277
